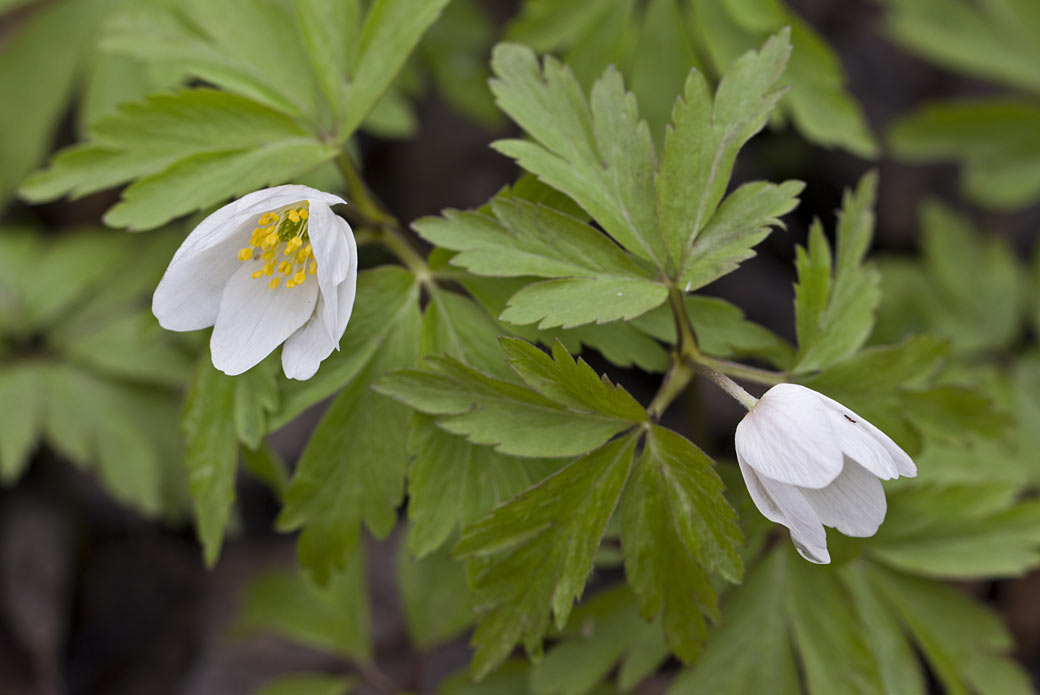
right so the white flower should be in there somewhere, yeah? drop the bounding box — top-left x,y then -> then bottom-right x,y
152,185 -> 358,380
734,383 -> 917,564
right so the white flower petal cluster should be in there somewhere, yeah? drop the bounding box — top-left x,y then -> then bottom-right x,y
734,383 -> 917,563
152,185 -> 358,380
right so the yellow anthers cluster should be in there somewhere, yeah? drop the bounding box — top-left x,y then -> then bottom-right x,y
236,203 -> 316,291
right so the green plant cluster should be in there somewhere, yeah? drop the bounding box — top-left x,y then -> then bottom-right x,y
1,0 -> 1039,693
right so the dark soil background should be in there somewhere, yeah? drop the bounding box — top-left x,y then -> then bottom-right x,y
1,1 -> 1038,693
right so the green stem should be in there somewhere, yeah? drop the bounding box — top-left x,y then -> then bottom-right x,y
667,286 -> 699,359
647,355 -> 696,420
693,363 -> 759,411
335,151 -> 432,285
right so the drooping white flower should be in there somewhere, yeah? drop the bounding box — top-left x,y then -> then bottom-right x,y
734,383 -> 916,564
152,185 -> 358,380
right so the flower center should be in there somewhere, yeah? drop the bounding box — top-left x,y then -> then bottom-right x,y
235,202 -> 318,290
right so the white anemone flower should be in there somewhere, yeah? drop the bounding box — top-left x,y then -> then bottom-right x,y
152,185 -> 358,380
734,383 -> 917,564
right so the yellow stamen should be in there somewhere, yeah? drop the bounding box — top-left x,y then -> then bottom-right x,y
262,250 -> 275,260
237,248 -> 253,261
292,271 -> 306,286
269,277 -> 281,289
264,233 -> 278,248
309,261 -> 317,275
263,261 -> 275,276
302,244 -> 312,258
251,269 -> 264,279
278,260 -> 291,273
258,212 -> 279,225
288,209 -> 300,223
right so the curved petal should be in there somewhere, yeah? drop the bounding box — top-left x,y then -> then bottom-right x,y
814,390 -> 917,478
735,383 -> 844,489
738,455 -> 830,564
281,252 -> 358,380
210,263 -> 318,375
800,460 -> 887,537
307,204 -> 351,338
152,232 -> 244,330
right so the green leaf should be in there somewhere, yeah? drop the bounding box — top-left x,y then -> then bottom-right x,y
459,273 -> 671,372
277,298 -> 420,582
338,0 -> 452,136
274,267 -> 420,429
500,277 -> 668,329
0,0 -> 108,205
375,345 -> 644,459
0,363 -> 46,482
869,485 -> 1040,579
887,100 -> 1040,210
255,673 -> 356,695
103,0 -> 320,119
793,171 -> 881,373
668,549 -> 799,695
784,558 -> 883,695
422,289 -> 517,380
691,0 -> 877,156
414,198 -> 653,282
104,139 -> 339,231
499,338 -> 647,421
455,436 -> 638,679
233,356 -> 279,451
397,541 -> 474,649
678,180 -> 803,292
868,563 -> 1033,695
294,0 -> 359,119
234,560 -> 370,662
22,89 -> 338,230
438,660 -> 530,695
182,360 -> 239,566
406,415 -> 550,557
489,44 -> 666,267
620,426 -> 743,661
656,30 -> 791,273
840,564 -> 927,695
529,586 -> 668,695
883,0 -> 1040,93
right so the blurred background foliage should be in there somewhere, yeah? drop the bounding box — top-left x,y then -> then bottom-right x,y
0,0 -> 1039,694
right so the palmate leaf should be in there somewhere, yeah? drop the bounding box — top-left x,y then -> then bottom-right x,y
454,435 -> 639,679
690,0 -> 878,156
621,426 -> 743,662
792,171 -> 881,374
375,339 -> 647,458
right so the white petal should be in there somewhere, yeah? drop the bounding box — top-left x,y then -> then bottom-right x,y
281,265 -> 356,380
822,407 -> 900,479
738,455 -> 830,564
307,204 -> 352,338
152,231 -> 244,330
800,460 -> 887,537
735,383 -> 844,489
210,263 -> 318,375
814,390 -> 917,478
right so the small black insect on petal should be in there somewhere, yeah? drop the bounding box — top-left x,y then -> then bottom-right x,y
843,414 -> 857,424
